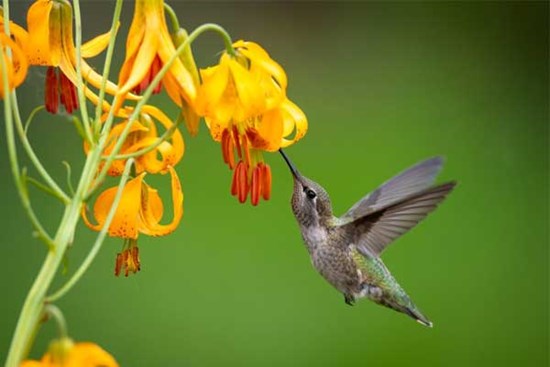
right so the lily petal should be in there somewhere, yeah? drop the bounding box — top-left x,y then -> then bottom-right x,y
139,166 -> 183,236
280,99 -> 308,148
80,22 -> 120,58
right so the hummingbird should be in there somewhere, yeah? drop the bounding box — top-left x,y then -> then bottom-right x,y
279,150 -> 456,327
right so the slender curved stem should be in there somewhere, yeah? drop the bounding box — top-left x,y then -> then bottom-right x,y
47,158 -> 134,303
12,94 -> 70,204
93,0 -> 124,131
71,0 -> 93,143
164,3 -> 180,33
44,304 -> 68,338
24,106 -> 45,134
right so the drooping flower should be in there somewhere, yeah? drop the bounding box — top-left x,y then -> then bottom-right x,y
85,105 -> 184,176
116,0 -> 198,132
20,338 -> 118,367
82,166 -> 183,276
196,40 -> 308,205
5,0 -> 130,113
0,33 -> 28,98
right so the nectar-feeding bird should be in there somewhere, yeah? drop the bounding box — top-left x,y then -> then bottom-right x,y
279,149 -> 456,327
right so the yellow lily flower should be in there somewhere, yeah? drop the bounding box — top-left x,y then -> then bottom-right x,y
196,40 -> 308,205
20,338 -> 118,367
5,0 -> 129,113
85,105 -> 184,176
0,33 -> 28,98
82,166 -> 183,276
116,0 -> 198,127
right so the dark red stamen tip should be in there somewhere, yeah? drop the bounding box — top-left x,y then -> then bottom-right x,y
232,126 -> 243,160
114,252 -> 123,277
45,67 -> 59,114
133,55 -> 163,95
236,161 -> 249,203
251,165 -> 261,206
59,72 -> 78,114
222,129 -> 235,169
261,163 -> 272,201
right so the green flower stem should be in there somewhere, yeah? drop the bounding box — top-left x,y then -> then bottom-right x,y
88,23 -> 234,199
23,106 -> 44,133
0,24 -> 54,250
24,174 -> 67,209
12,94 -> 70,204
5,143 -> 105,367
70,0 -> 93,144
93,0 -> 124,130
164,3 -> 180,33
46,158 -> 135,303
44,305 -> 68,338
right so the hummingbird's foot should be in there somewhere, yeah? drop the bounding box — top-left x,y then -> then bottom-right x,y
344,294 -> 355,306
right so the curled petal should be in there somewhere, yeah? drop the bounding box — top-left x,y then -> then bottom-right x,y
280,99 -> 308,148
0,34 -> 29,98
81,22 -> 120,58
139,166 -> 183,236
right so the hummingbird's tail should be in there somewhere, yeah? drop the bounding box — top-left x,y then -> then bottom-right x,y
404,305 -> 433,328
380,298 -> 433,328
363,282 -> 433,327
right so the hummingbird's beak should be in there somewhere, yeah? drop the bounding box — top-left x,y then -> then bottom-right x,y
279,149 -> 303,182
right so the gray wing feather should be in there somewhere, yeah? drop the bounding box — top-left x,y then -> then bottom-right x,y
353,181 -> 456,257
343,157 -> 444,220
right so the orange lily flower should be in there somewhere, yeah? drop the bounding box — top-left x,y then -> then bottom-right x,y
0,33 -> 28,98
116,0 -> 198,132
83,166 -> 183,276
20,338 -> 118,367
85,105 -> 184,176
196,41 -> 308,205
6,0 -> 130,113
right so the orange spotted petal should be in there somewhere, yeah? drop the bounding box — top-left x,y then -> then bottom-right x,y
0,34 -> 28,98
82,174 -> 146,239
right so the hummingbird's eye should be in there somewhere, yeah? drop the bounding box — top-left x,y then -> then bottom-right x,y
305,188 -> 317,199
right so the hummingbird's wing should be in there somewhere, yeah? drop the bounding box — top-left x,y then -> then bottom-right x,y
342,157 -> 444,221
348,182 -> 456,257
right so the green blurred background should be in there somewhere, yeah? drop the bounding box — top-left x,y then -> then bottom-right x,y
1,1 -> 548,366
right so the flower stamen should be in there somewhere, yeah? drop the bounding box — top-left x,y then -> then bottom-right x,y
114,240 -> 141,277
45,66 -> 59,114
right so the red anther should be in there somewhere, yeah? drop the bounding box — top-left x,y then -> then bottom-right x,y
60,72 -> 78,114
251,165 -> 261,206
236,161 -> 249,203
242,136 -> 251,166
230,165 -> 239,196
45,67 -> 59,114
261,163 -> 272,200
133,55 -> 163,94
132,246 -> 141,272
114,252 -> 123,277
151,56 -> 163,94
232,126 -> 243,159
221,129 -> 235,169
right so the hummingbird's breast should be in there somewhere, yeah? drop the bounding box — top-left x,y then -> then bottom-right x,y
302,224 -> 362,296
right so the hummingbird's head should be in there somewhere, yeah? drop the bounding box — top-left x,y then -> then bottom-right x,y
279,149 -> 333,227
